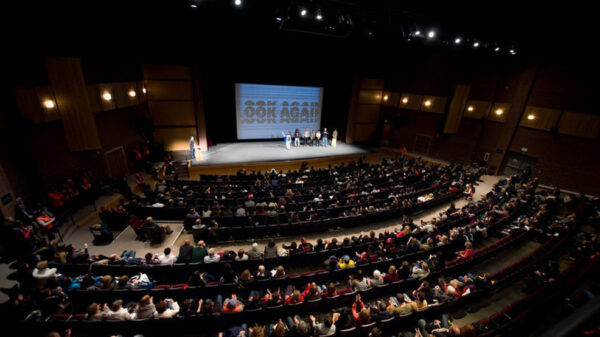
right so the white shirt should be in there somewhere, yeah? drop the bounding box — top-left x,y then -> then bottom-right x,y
159,254 -> 177,265
204,254 -> 220,264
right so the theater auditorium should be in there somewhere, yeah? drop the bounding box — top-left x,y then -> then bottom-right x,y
2,1 -> 599,337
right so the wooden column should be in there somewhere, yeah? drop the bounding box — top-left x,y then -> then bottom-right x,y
192,65 -> 208,151
345,76 -> 361,144
44,57 -> 101,151
443,84 -> 470,134
487,64 -> 539,174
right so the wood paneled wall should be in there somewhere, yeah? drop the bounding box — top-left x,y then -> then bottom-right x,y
347,78 -> 384,143
44,57 -> 101,151
143,64 -> 207,152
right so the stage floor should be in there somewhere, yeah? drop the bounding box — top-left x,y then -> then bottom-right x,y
193,141 -> 370,166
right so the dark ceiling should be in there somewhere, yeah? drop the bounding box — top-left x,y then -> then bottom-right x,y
7,0 -> 595,86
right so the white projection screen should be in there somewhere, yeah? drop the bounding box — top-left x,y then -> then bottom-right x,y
235,83 -> 324,140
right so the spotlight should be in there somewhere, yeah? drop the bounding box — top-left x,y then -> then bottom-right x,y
414,30 -> 421,36
494,47 -> 500,52
43,99 -> 55,109
473,42 -> 480,48
495,108 -> 503,115
402,98 -> 408,104
383,95 -> 389,101
300,9 -> 307,16
424,100 -> 432,107
428,30 -> 435,38
527,114 -> 535,120
102,92 -> 112,101
234,0 -> 241,6
455,38 -> 461,44
316,9 -> 322,20
467,106 -> 474,112
128,90 -> 136,98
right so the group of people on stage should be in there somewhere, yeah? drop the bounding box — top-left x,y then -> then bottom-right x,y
283,127 -> 338,150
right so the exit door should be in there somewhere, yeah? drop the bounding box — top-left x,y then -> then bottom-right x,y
502,152 -> 537,177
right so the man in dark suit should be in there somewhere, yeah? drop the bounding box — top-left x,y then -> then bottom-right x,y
177,239 -> 194,263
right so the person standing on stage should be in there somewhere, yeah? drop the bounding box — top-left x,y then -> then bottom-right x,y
332,129 -> 338,147
294,129 -> 301,147
189,136 -> 196,160
316,129 -> 321,146
304,128 -> 309,146
310,130 -> 316,146
284,131 -> 292,150
322,128 -> 329,147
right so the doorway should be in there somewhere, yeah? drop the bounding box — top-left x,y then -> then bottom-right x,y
104,146 -> 129,178
502,151 -> 537,177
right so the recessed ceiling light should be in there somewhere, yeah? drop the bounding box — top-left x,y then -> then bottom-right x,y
128,90 -> 136,98
300,9 -> 307,16
428,30 -> 435,38
234,0 -> 242,6
424,100 -> 432,107
467,106 -> 474,112
473,42 -> 480,47
495,108 -> 503,115
43,99 -> 55,109
527,114 -> 535,120
102,92 -> 112,101
455,38 -> 461,44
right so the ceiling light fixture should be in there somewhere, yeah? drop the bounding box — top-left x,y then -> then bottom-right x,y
43,99 -> 55,109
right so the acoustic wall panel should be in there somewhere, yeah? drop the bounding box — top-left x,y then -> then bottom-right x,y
557,111 -> 600,139
149,101 -> 197,126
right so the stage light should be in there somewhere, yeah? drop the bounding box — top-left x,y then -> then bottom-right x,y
424,100 -> 432,107
190,4 -> 197,8
43,99 -> 55,109
316,9 -> 322,20
383,95 -> 389,101
128,90 -> 136,98
473,42 -> 480,48
495,47 -> 500,52
402,97 -> 408,104
495,108 -> 503,115
414,30 -> 421,36
527,114 -> 535,120
455,38 -> 461,44
428,30 -> 435,38
234,0 -> 241,6
142,87 -> 147,94
102,92 -> 112,101
467,106 -> 474,112
300,9 -> 307,16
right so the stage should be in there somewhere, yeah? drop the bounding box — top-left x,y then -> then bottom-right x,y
187,141 -> 375,176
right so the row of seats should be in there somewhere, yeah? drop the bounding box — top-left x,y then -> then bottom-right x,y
33,223 -> 545,337
50,189 -> 467,279
135,181 -> 442,221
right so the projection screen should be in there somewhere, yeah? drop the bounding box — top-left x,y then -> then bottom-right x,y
235,83 -> 324,140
